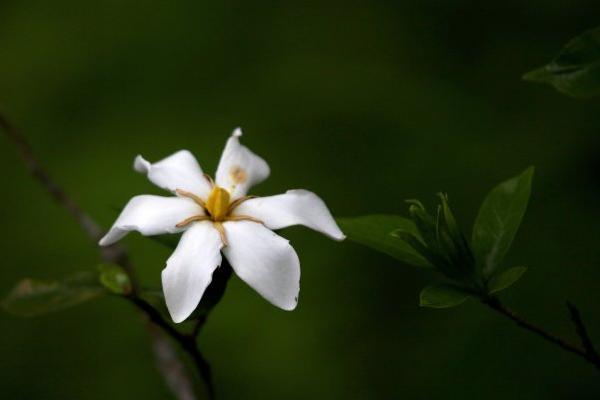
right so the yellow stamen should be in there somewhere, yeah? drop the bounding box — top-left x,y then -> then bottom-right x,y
175,215 -> 211,228
205,187 -> 230,221
173,178 -> 263,242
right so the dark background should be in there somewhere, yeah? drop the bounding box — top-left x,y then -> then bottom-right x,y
1,1 -> 599,399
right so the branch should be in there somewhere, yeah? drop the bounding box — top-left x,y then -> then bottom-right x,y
482,297 -> 600,370
0,112 -> 137,289
0,114 -> 101,238
140,263 -> 234,398
128,296 -> 214,398
567,302 -> 600,366
191,315 -> 207,339
149,325 -> 198,400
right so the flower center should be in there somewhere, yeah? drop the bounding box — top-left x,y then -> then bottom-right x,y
205,187 -> 230,221
174,179 -> 264,247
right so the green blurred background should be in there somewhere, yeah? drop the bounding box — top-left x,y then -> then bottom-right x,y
1,1 -> 600,398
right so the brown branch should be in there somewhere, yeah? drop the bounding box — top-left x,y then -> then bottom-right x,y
482,297 -> 600,370
567,302 -> 600,366
191,315 -> 207,339
0,111 -> 213,399
148,325 -> 198,400
0,112 -> 138,290
128,297 -> 214,399
0,114 -> 101,239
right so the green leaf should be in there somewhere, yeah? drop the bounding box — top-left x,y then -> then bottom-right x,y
487,266 -> 527,294
435,193 -> 476,278
419,284 -> 471,308
392,229 -> 458,277
98,264 -> 132,295
523,27 -> 600,97
471,167 -> 534,276
2,272 -> 104,317
406,200 -> 438,251
337,215 -> 431,267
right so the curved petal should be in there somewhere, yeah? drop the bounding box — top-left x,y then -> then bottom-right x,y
162,222 -> 223,323
99,195 -> 202,246
233,189 -> 345,241
222,221 -> 300,310
215,128 -> 270,199
134,150 -> 212,199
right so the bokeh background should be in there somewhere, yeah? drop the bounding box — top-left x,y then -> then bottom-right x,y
1,1 -> 600,399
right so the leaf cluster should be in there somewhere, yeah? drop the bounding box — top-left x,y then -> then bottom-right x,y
1,264 -> 133,317
339,167 -> 534,308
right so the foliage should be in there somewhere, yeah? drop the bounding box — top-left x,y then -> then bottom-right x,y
337,215 -> 430,267
524,27 -> 600,97
487,266 -> 528,294
419,284 -> 471,308
2,272 -> 104,317
342,168 -> 534,307
472,167 -> 534,277
98,263 -> 133,295
3,264 -> 133,317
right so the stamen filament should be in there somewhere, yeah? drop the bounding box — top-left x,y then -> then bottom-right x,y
203,173 -> 215,188
214,222 -> 228,246
175,215 -> 211,228
227,195 -> 257,214
176,189 -> 206,208
225,215 -> 264,225
174,183 -> 262,244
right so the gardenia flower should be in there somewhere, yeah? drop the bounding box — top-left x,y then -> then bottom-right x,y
99,128 -> 345,323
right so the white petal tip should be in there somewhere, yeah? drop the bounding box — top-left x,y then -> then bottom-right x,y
133,155 -> 150,173
333,233 -> 346,242
282,289 -> 300,311
164,297 -> 194,324
232,127 -> 243,137
171,314 -> 187,324
98,235 -> 112,247
278,298 -> 298,311
276,296 -> 298,311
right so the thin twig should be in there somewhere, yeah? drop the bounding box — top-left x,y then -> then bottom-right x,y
567,302 -> 600,366
0,114 -> 101,238
0,112 -> 138,290
482,297 -> 600,370
0,111 -> 211,399
128,297 -> 214,398
191,316 -> 207,339
149,325 -> 197,400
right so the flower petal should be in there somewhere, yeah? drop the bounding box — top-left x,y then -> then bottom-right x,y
99,195 -> 202,246
215,128 -> 270,199
134,150 -> 212,199
223,221 -> 300,310
233,189 -> 345,241
162,222 -> 223,323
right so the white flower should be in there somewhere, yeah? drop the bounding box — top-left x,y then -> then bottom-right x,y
99,128 -> 345,323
